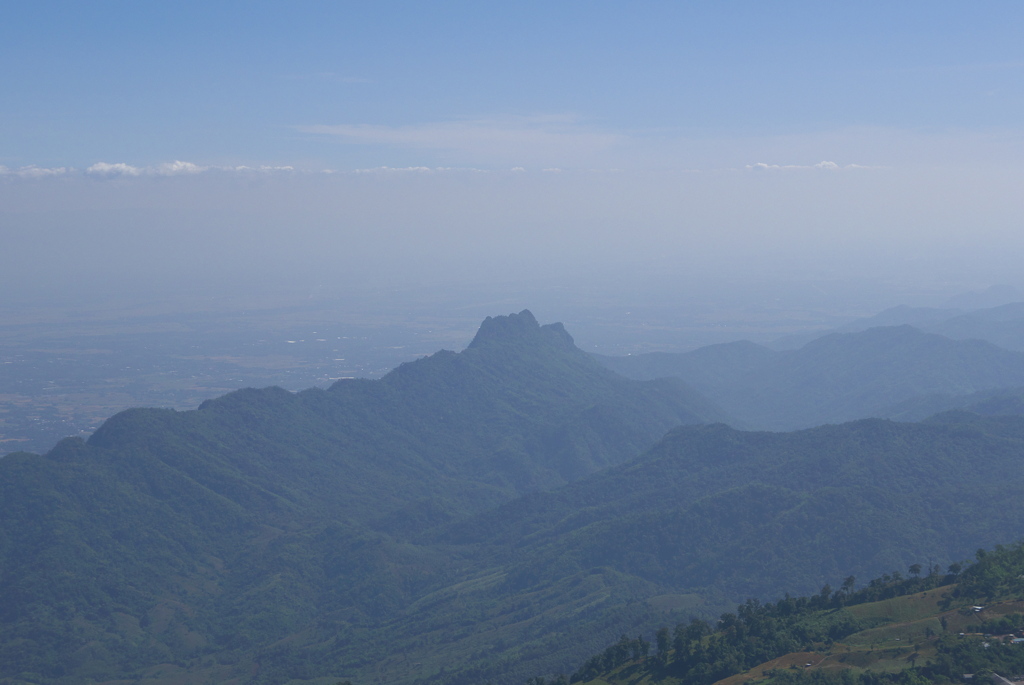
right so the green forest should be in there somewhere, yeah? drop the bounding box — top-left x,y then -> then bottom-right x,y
4,311 -> 1024,684
557,542 -> 1024,685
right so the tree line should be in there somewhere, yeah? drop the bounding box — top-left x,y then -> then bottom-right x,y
526,552 -> 1007,685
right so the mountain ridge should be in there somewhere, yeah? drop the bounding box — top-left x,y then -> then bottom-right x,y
769,299 -> 1024,352
595,324 -> 1024,430
8,313 -> 1024,685
0,310 -> 727,684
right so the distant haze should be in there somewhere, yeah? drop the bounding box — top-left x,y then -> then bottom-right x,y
3,160 -> 1023,306
2,3 -> 1023,308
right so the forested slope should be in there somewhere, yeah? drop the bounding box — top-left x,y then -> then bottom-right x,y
558,542 -> 1024,685
438,413 -> 1024,609
7,313 -> 1024,685
0,311 -> 723,685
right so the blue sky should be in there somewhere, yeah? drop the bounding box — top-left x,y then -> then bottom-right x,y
4,1 -> 1023,171
2,2 -> 1024,303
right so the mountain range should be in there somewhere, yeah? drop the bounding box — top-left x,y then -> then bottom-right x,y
0,311 -> 722,684
596,323 -> 1024,430
4,311 -> 1024,684
770,300 -> 1024,352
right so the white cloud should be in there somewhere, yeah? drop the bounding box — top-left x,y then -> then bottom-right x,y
231,164 -> 296,172
154,160 -> 206,175
746,160 -> 860,171
83,161 -> 299,177
87,162 -> 144,176
0,165 -> 71,178
354,165 -> 435,174
89,160 -> 205,176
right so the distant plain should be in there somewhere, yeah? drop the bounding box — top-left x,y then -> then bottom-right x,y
2,275 -> 932,455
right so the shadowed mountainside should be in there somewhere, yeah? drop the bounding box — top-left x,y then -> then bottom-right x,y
0,310 -> 725,685
7,314 -> 1024,685
439,412 -> 1024,606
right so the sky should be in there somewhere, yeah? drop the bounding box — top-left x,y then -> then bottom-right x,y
2,1 -> 1024,306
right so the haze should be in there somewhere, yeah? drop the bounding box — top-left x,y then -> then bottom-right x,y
3,2 -> 1024,308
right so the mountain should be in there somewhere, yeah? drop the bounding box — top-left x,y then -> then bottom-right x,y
0,310 -> 725,685
390,411 -> 1024,684
596,325 -> 1024,430
84,309 -> 726,526
928,301 -> 1024,351
7,311 -> 1024,685
878,385 -> 1024,422
770,300 -> 1024,352
439,413 -> 1024,609
767,305 -> 966,350
563,541 -> 1024,685
945,283 -> 1022,310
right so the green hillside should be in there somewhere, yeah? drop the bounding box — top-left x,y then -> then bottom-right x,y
6,312 -> 1024,685
0,311 -> 724,685
437,413 -> 1024,611
562,542 -> 1024,685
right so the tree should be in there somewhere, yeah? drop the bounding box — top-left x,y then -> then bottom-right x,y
637,634 -> 650,660
656,626 -> 671,664
909,564 -> 922,577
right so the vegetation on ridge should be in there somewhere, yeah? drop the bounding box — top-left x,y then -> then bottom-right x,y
0,311 -> 724,685
4,313 -> 1024,685
556,542 -> 1024,685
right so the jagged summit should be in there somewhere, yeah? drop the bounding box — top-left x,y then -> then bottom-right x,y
468,309 -> 575,350
0,308 -> 730,685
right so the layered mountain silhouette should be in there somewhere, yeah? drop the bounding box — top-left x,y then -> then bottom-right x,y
76,310 -> 725,526
442,412 -> 1024,603
771,300 -> 1024,352
596,324 -> 1024,429
0,310 -> 723,684
5,311 -> 1024,685
879,384 -> 1024,422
